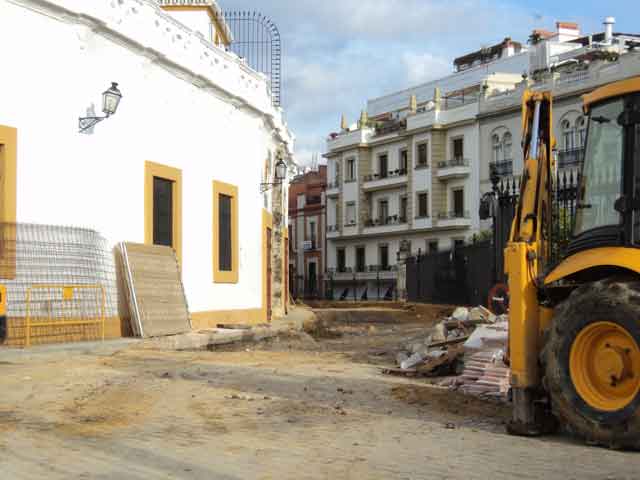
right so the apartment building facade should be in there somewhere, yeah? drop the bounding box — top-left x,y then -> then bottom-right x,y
324,18 -> 640,301
288,166 -> 327,299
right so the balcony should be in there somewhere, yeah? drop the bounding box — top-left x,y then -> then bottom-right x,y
436,158 -> 470,180
490,159 -> 513,178
363,215 -> 409,234
327,224 -> 340,238
327,128 -> 373,151
436,211 -> 471,229
558,148 -> 584,169
363,169 -> 408,191
373,118 -> 407,138
303,240 -> 319,251
326,179 -> 340,196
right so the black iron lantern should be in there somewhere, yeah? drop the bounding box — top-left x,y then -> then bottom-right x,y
79,82 -> 123,133
261,153 -> 288,193
102,82 -> 123,116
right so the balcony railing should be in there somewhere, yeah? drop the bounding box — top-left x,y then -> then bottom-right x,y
438,158 -> 469,169
306,195 -> 322,205
490,159 -> 513,177
367,264 -> 398,272
364,169 -> 408,182
374,119 -> 407,137
327,180 -> 340,189
558,148 -> 584,169
303,240 -> 318,251
437,211 -> 470,220
364,215 -> 407,227
327,225 -> 340,232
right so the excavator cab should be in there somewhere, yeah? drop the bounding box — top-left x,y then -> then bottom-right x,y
507,77 -> 640,448
571,87 -> 640,252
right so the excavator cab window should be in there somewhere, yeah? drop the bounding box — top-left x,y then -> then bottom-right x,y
574,98 -> 624,237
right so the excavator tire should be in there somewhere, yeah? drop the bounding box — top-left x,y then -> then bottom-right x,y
544,280 -> 640,449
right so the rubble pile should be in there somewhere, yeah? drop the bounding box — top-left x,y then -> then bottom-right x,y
385,305 -> 511,400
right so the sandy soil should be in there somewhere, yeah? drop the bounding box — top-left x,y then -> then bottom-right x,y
0,306 -> 638,479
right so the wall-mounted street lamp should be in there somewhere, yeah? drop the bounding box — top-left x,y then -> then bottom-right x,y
79,82 -> 123,133
260,156 -> 287,193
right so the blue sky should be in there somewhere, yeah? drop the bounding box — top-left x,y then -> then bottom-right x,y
220,0 -> 639,166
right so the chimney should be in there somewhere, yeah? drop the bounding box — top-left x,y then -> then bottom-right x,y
604,16 -> 615,44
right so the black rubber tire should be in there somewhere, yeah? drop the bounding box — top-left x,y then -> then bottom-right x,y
544,279 -> 640,449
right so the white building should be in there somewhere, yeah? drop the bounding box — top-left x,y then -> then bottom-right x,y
324,19 -> 640,300
0,0 -> 295,341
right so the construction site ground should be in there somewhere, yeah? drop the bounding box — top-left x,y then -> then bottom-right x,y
0,304 -> 638,479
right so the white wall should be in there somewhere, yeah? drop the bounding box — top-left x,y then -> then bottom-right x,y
168,9 -> 212,41
0,0 -> 294,314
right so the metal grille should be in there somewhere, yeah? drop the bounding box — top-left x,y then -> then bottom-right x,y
219,194 -> 232,272
223,11 -> 282,107
0,223 -> 118,320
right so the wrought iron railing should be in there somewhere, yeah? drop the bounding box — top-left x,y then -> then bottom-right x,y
364,215 -> 408,227
438,158 -> 469,169
364,169 -> 408,182
437,211 -> 470,220
490,159 -> 513,177
327,180 -> 340,189
374,119 -> 407,136
327,225 -> 340,233
557,148 -> 584,169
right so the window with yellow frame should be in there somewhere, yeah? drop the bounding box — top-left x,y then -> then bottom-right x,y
213,180 -> 239,283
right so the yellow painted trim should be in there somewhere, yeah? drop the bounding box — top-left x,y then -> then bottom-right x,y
191,309 -> 264,329
159,5 -> 232,46
144,161 -> 183,265
583,76 -> 640,110
545,247 -> 640,284
0,125 -> 17,280
282,225 -> 289,312
212,180 -> 239,284
262,209 -> 273,323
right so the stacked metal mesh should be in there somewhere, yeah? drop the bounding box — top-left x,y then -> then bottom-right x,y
0,223 -> 118,319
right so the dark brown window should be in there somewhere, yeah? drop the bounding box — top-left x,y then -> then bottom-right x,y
219,194 -> 232,271
379,154 -> 388,178
417,143 -> 428,167
418,192 -> 429,218
356,246 -> 366,272
400,196 -> 408,222
153,177 -> 173,247
453,138 -> 464,161
379,199 -> 389,222
453,189 -> 464,217
399,149 -> 408,172
379,245 -> 389,269
337,248 -> 346,272
428,241 -> 438,253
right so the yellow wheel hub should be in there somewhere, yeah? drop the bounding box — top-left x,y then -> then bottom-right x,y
570,321 -> 640,412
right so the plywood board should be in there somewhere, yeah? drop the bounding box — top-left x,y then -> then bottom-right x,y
120,242 -> 191,337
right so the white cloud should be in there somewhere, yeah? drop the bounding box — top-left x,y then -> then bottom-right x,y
402,52 -> 451,85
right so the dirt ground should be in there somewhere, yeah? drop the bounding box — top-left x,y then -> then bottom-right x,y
0,306 -> 638,479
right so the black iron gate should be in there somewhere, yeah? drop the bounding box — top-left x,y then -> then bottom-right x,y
406,169 -> 579,306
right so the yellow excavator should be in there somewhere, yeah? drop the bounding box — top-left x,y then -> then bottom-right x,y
506,76 -> 640,448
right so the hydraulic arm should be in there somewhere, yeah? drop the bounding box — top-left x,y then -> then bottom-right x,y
505,90 -> 555,434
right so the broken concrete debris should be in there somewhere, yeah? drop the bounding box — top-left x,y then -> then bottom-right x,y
385,305 -> 510,401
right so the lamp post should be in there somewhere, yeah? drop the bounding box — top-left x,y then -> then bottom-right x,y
79,82 -> 123,133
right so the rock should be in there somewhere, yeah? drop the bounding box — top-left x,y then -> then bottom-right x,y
400,351 -> 428,370
469,306 -> 496,324
452,307 -> 469,322
396,351 -> 410,366
431,322 -> 447,342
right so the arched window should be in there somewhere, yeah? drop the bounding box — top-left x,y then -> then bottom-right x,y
492,134 -> 502,163
503,132 -> 512,161
562,119 -> 575,151
576,116 -> 587,148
